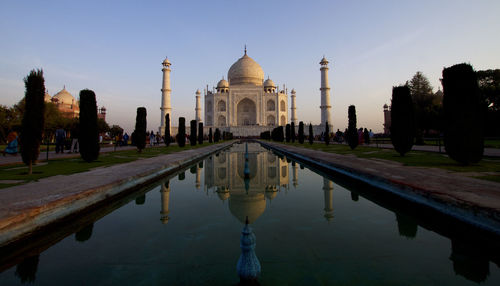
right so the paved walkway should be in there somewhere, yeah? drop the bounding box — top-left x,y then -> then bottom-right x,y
0,141 -> 234,247
327,141 -> 500,157
260,141 -> 500,234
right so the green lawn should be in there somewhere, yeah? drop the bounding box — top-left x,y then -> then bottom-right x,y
274,141 -> 500,183
0,142 -> 223,189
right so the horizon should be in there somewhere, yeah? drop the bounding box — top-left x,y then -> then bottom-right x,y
1,1 -> 499,133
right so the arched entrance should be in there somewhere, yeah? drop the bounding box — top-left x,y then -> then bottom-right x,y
237,98 -> 256,126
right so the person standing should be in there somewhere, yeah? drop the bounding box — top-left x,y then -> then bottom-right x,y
55,126 -> 66,154
70,123 -> 79,153
149,131 -> 155,147
123,132 -> 129,146
3,130 -> 18,156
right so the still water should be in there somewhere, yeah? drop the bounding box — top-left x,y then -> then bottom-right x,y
1,142 -> 499,285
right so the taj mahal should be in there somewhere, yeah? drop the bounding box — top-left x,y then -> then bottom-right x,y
159,48 -> 332,137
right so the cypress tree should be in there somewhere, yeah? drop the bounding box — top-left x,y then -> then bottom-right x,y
285,124 -> 291,142
347,105 -> 358,150
364,128 -> 370,145
298,121 -> 305,144
79,89 -> 100,161
324,121 -> 330,145
291,122 -> 296,142
177,117 -> 186,147
214,128 -> 220,142
20,69 -> 45,174
208,127 -> 213,143
133,107 -> 147,152
190,120 -> 197,146
390,86 -> 415,156
198,122 -> 203,144
308,123 -> 314,144
164,113 -> 171,147
442,63 -> 484,164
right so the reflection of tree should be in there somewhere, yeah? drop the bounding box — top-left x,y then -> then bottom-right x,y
178,171 -> 185,181
198,161 -> 203,169
135,194 -> 146,205
395,213 -> 418,239
15,255 -> 39,284
75,223 -> 94,242
350,192 -> 359,201
450,240 -> 490,283
190,165 -> 197,174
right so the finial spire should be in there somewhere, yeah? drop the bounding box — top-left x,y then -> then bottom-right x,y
244,44 -> 247,55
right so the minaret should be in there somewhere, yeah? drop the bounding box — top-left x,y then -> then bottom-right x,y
320,57 -> 332,127
160,181 -> 171,224
323,178 -> 334,222
160,57 -> 172,136
195,89 -> 202,123
290,89 -> 297,125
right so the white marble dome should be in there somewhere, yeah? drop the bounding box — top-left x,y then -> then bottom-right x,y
53,87 -> 76,105
263,78 -> 275,88
217,78 -> 229,88
228,52 -> 264,86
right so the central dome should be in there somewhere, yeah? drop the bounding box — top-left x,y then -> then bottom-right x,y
227,52 -> 264,86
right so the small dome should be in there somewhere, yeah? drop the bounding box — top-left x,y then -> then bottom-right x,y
291,88 -> 296,94
228,52 -> 264,86
383,104 -> 388,108
263,77 -> 275,88
162,57 -> 171,66
196,89 -> 201,95
320,56 -> 329,65
53,87 -> 76,105
217,78 -> 229,88
44,91 -> 52,103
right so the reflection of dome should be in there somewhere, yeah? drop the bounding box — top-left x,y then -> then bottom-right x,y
53,87 -> 76,105
265,190 -> 277,200
217,191 -> 230,201
229,193 -> 266,224
228,52 -> 264,86
217,78 -> 229,88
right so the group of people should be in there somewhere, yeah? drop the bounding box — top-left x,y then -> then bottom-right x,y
2,131 -> 18,156
148,131 -> 162,146
332,128 -> 374,144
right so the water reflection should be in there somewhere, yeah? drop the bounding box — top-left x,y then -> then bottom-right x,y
15,255 -> 39,284
160,181 -> 171,224
323,178 -> 334,222
74,223 -> 94,242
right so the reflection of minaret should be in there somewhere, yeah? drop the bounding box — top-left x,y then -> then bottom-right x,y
323,178 -> 333,221
196,166 -> 201,189
292,162 -> 298,187
160,181 -> 171,224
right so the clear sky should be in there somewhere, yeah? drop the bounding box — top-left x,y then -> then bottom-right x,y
1,0 -> 499,133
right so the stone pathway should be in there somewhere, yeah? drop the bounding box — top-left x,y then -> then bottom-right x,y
0,141 -> 234,247
260,141 -> 500,234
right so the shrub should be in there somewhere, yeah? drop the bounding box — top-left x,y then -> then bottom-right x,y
133,107 -> 147,152
164,113 -> 171,147
390,85 -> 415,156
79,90 -> 101,161
198,122 -> 203,144
364,128 -> 370,145
214,128 -> 220,142
298,121 -> 305,144
285,124 -> 291,142
442,63 -> 484,164
347,105 -> 358,150
308,123 -> 313,144
272,126 -> 284,142
20,69 -> 45,174
260,131 -> 271,140
190,120 -> 197,146
177,117 -> 186,147
208,127 -> 213,143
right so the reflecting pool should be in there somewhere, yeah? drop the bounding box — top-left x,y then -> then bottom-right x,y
1,142 -> 499,285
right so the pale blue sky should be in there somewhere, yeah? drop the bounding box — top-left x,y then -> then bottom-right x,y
1,0 -> 499,133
